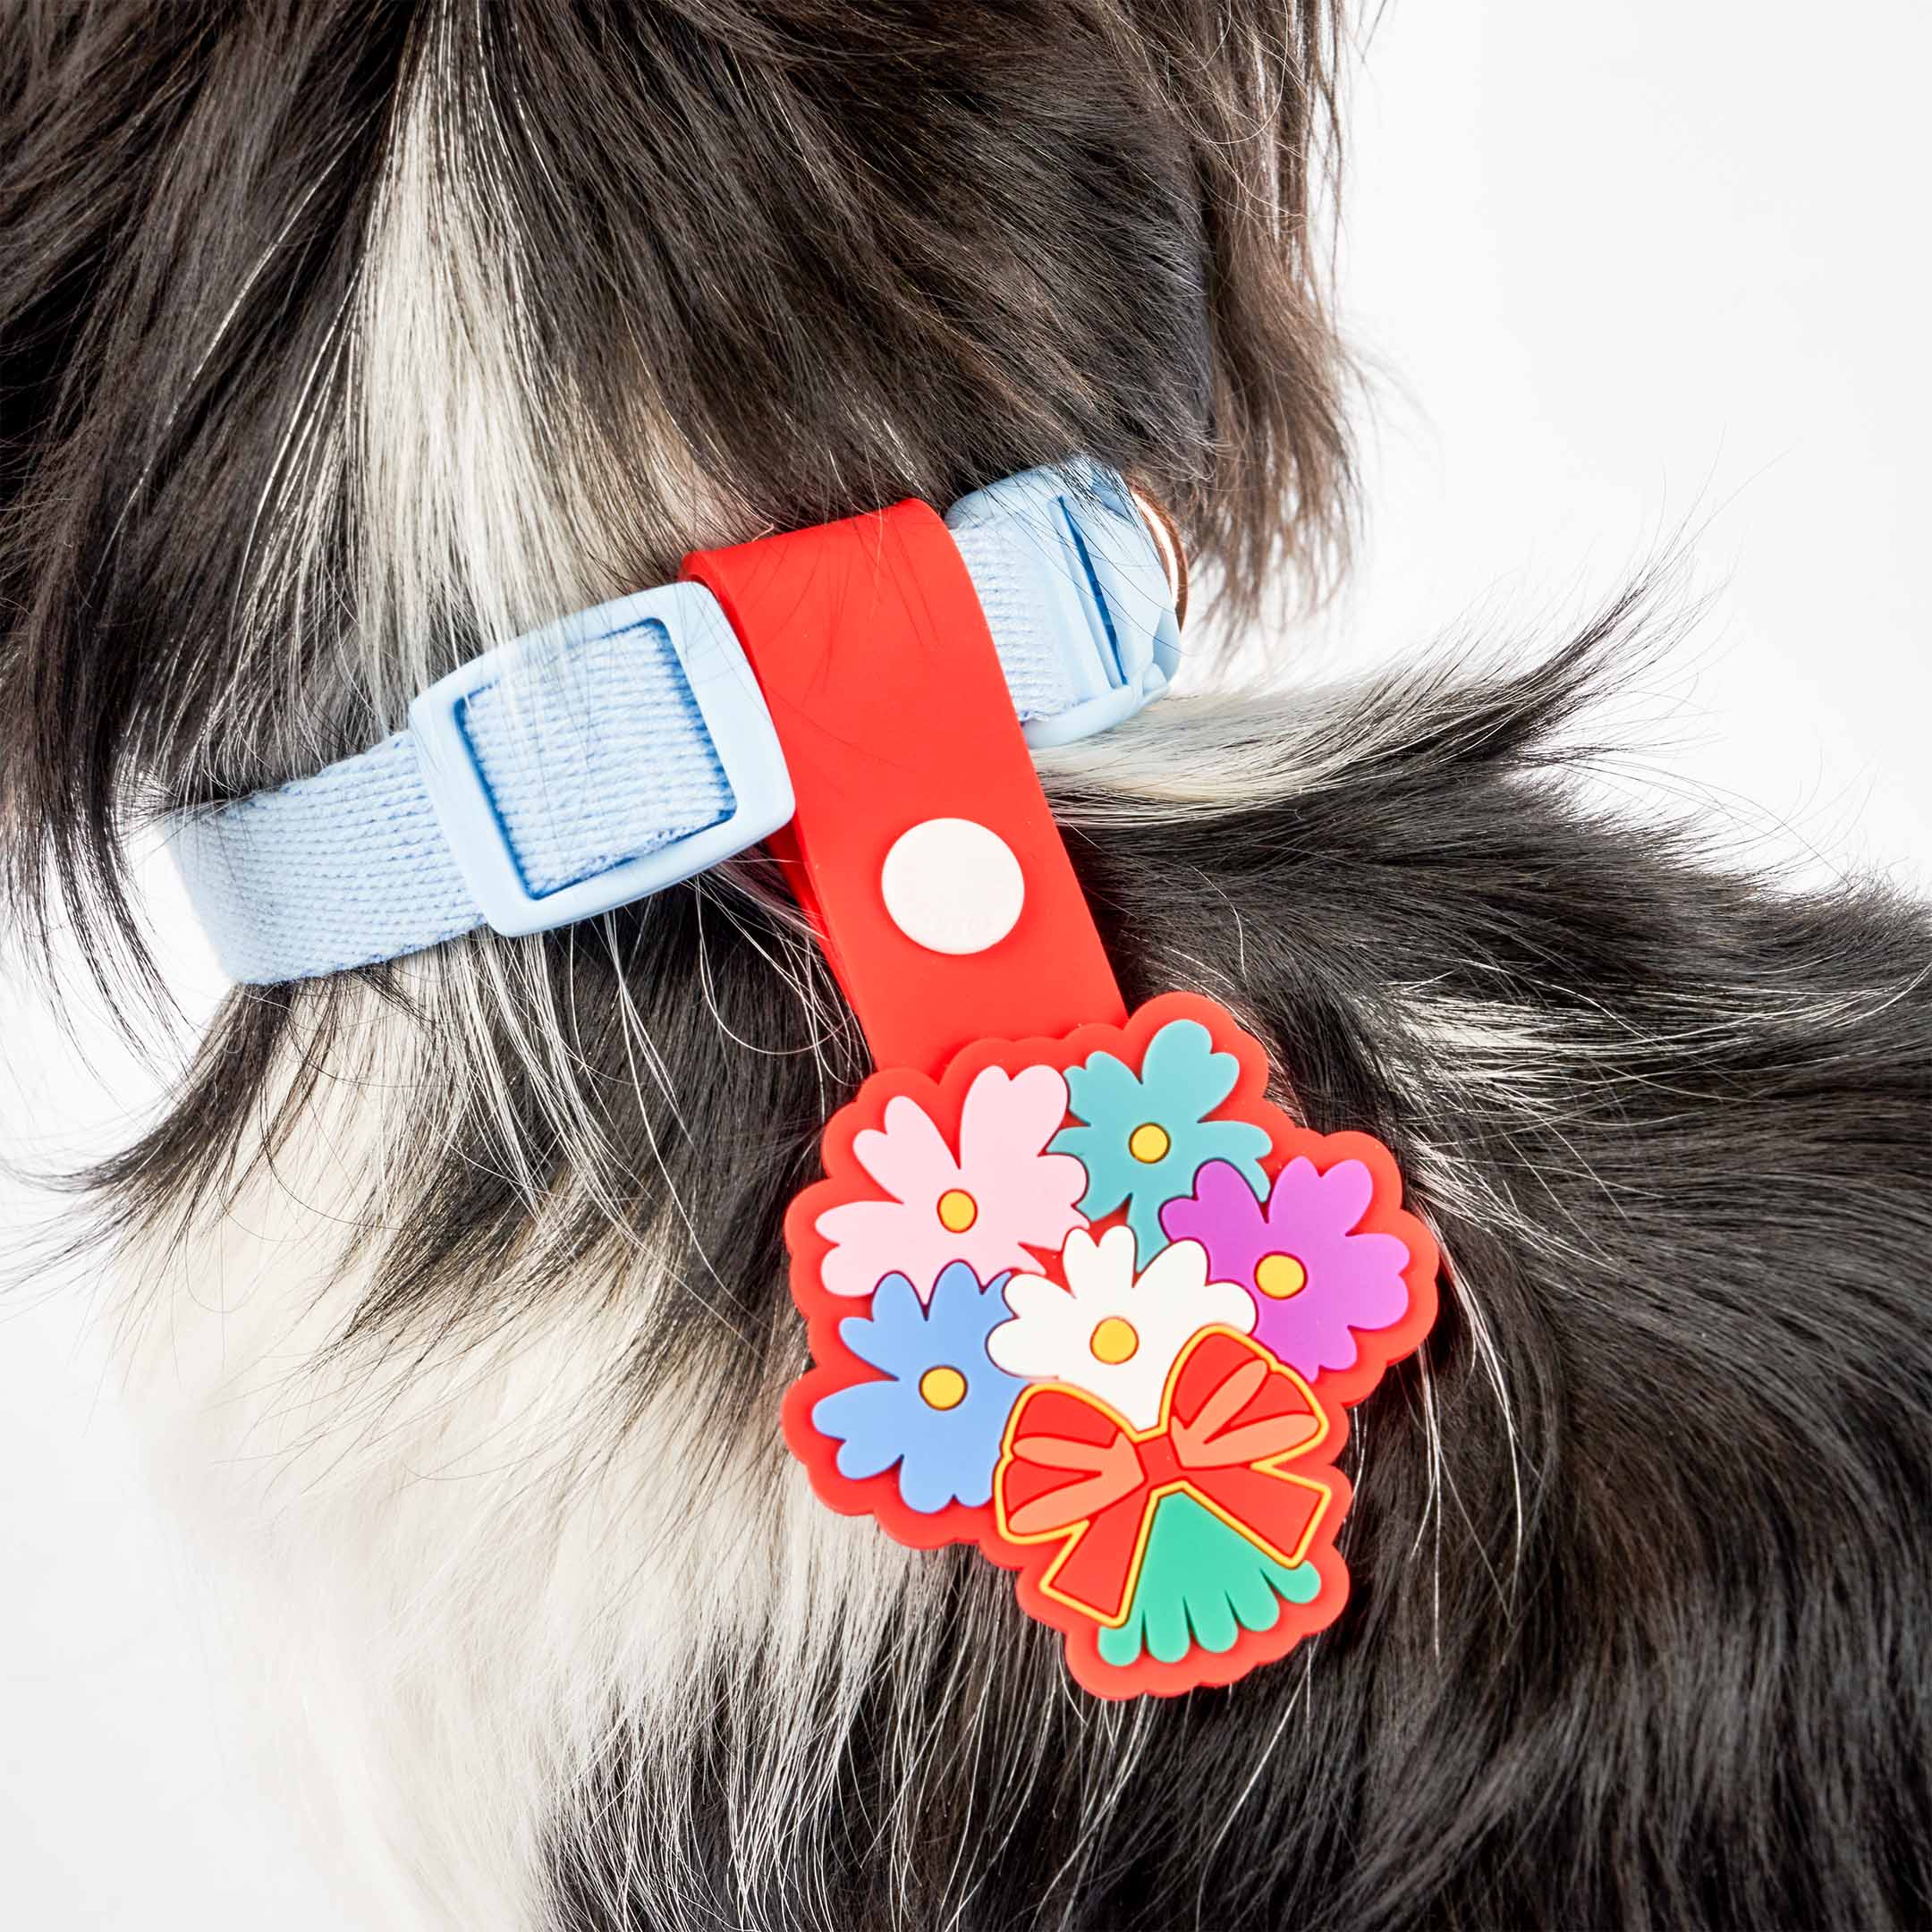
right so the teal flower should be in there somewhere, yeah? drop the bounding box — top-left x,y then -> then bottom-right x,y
1051,1018 -> 1269,1258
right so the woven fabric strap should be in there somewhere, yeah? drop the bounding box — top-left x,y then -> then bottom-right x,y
173,464 -> 1179,985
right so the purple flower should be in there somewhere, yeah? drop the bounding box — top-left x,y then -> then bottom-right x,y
1159,1157 -> 1411,1379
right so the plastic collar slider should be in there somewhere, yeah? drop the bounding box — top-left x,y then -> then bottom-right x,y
407,581 -> 793,937
945,467 -> 1183,750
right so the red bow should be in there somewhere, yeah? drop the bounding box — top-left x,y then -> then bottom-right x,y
995,1327 -> 1332,1626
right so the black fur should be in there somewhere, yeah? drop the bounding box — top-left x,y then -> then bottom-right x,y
532,640 -> 1926,1931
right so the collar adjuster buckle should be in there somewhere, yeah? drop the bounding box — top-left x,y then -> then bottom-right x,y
408,583 -> 794,938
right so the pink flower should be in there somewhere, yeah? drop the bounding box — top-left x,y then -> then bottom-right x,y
1160,1157 -> 1411,1378
815,1064 -> 1089,1301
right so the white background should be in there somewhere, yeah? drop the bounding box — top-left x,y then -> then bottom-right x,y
3,5 -> 1928,1923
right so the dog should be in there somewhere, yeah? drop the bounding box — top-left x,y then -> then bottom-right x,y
3,4 -> 1928,1926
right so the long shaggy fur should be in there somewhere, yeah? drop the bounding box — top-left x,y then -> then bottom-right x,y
4,5 -> 1929,1928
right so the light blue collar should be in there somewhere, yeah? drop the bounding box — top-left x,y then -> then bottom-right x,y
173,463 -> 1180,985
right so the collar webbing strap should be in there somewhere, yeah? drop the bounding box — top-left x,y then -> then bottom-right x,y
172,462 -> 1180,985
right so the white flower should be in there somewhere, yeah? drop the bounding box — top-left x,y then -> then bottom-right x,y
987,1224 -> 1256,1430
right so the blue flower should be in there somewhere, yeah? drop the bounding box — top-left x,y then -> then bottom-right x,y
810,1262 -> 1027,1513
1050,1017 -> 1270,1261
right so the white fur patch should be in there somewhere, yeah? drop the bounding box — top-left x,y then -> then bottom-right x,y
117,987 -> 920,1927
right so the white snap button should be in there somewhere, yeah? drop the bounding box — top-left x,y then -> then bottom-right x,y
880,818 -> 1025,955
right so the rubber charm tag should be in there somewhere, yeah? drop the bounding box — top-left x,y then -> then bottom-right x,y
781,994 -> 1437,1698
685,481 -> 1438,1699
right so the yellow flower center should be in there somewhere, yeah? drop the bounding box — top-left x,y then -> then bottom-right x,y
919,1366 -> 968,1410
1089,1316 -> 1140,1364
936,1188 -> 979,1233
1255,1252 -> 1309,1299
1127,1123 -> 1171,1165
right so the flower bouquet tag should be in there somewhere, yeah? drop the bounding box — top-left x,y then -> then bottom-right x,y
783,993 -> 1439,1699
684,485 -> 1439,1699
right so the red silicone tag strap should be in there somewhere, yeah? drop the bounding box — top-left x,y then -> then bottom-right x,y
683,499 -> 1126,1076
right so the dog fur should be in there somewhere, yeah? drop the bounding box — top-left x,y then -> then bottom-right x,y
4,4 -> 1929,1928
